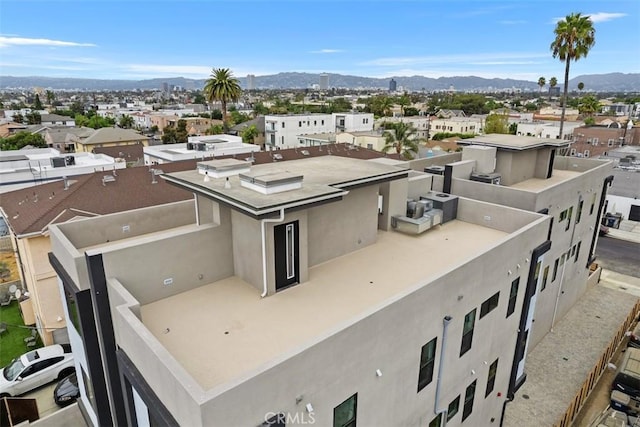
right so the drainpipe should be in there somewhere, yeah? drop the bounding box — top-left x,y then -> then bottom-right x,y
260,208 -> 285,297
435,315 -> 453,425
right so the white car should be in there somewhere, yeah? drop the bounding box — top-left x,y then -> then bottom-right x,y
0,344 -> 74,398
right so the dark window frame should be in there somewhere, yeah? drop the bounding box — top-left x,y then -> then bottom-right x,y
480,292 -> 500,319
333,393 -> 357,427
485,358 -> 499,397
506,278 -> 519,317
418,337 -> 437,392
460,309 -> 476,356
541,265 -> 549,291
447,395 -> 460,421
462,380 -> 477,421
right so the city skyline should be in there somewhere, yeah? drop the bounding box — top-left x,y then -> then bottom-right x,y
0,0 -> 638,82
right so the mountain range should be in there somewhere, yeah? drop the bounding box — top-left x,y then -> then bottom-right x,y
1,72 -> 638,92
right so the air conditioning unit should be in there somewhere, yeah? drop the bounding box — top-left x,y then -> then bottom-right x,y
470,172 -> 501,185
186,142 -> 194,150
424,165 -> 445,175
50,157 -> 66,168
65,155 -> 75,166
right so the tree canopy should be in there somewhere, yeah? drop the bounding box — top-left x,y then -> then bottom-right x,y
382,122 -> 421,160
203,68 -> 242,131
551,12 -> 596,138
0,131 -> 47,150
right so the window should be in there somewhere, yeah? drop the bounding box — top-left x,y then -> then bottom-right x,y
321,120 -> 325,125
429,414 -> 442,427
541,265 -> 549,291
575,241 -> 581,262
418,338 -> 437,392
485,359 -> 499,397
584,150 -> 590,158
570,148 -> 577,156
314,120 -> 317,125
299,121 -> 302,127
559,209 -> 567,222
262,414 -> 285,427
480,292 -> 500,318
460,309 -> 476,356
462,380 -> 477,421
608,138 -> 615,147
447,396 -> 460,421
282,122 -> 285,128
565,206 -> 573,231
547,218 -> 554,240
334,394 -> 357,427
590,193 -> 597,215
507,278 -> 519,317
593,137 -> 599,145
552,258 -> 559,282
576,200 -> 584,224
571,245 -> 577,257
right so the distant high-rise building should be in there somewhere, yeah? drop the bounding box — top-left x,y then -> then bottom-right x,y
246,74 -> 256,90
389,78 -> 397,92
319,73 -> 329,90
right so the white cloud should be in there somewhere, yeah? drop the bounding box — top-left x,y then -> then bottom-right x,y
551,12 -> 627,24
586,12 -> 627,23
0,36 -> 96,48
310,49 -> 343,54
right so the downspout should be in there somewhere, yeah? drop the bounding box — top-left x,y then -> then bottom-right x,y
435,315 -> 453,425
260,208 -> 285,298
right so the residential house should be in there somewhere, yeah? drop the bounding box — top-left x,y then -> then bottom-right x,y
40,113 -> 75,127
75,127 -> 150,152
516,120 -> 582,141
143,135 -> 260,165
570,123 -> 639,158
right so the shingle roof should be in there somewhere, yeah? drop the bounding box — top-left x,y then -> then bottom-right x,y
81,127 -> 149,145
93,143 -> 145,161
0,143 -> 398,236
40,114 -> 73,123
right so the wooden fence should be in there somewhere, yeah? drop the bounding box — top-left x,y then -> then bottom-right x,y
555,299 -> 640,427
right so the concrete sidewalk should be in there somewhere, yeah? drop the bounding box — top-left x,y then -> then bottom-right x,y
606,219 -> 640,244
503,272 -> 639,427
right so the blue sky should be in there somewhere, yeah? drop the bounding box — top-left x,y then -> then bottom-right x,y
0,0 -> 638,82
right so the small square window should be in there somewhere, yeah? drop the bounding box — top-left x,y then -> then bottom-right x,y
480,292 -> 500,319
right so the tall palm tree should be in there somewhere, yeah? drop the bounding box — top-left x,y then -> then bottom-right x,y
577,82 -> 585,92
551,12 -> 596,140
537,77 -> 546,95
549,77 -> 558,100
382,122 -> 421,160
203,68 -> 242,131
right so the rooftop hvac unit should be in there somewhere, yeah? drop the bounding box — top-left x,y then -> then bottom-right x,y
186,142 -> 194,150
65,155 -> 75,166
470,172 -> 501,185
420,192 -> 459,224
424,165 -> 445,175
195,143 -> 206,151
51,157 -> 66,168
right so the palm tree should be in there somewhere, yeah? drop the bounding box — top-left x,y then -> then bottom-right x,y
577,82 -> 585,92
241,124 -> 259,144
382,122 -> 421,160
203,68 -> 242,131
549,77 -> 558,100
537,77 -> 546,95
45,90 -> 55,106
579,95 -> 600,117
551,12 -> 596,140
119,114 -> 134,129
397,93 -> 410,116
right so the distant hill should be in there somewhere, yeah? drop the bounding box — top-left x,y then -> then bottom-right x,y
1,72 -> 638,92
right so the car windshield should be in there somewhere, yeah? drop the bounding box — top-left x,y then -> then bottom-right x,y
3,358 -> 25,381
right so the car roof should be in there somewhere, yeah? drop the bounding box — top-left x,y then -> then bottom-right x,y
20,345 -> 64,365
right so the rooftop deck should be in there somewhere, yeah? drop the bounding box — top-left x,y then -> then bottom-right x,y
507,169 -> 582,192
140,220 -> 508,390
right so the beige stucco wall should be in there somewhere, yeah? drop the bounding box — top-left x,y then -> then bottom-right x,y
308,186 -> 379,267
378,179 -> 409,231
196,215 -> 548,426
101,221 -> 233,306
17,235 -> 66,345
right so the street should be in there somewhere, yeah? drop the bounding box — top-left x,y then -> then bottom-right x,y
596,236 -> 640,278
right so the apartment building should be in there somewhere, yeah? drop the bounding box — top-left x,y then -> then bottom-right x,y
264,113 -> 373,149
143,135 -> 260,165
429,116 -> 484,137
376,116 -> 432,139
50,151 -> 555,426
406,134 -> 614,348
516,120 -> 582,141
570,124 -> 639,158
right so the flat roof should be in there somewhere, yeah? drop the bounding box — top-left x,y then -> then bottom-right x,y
506,169 -> 582,191
457,134 -> 570,151
162,156 -> 409,217
140,220 -> 508,390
